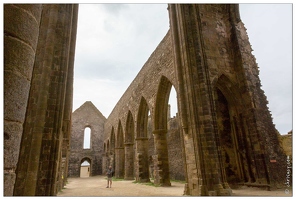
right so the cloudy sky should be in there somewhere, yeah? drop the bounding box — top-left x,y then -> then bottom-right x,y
73,3 -> 292,134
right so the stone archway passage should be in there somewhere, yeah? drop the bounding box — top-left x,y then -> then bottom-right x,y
103,4 -> 287,196
4,3 -> 287,197
80,162 -> 90,178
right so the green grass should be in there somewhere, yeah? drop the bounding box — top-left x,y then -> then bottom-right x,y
110,177 -> 186,187
132,180 -> 159,187
144,182 -> 159,187
104,177 -> 124,181
133,179 -> 186,187
171,179 -> 186,184
112,178 -> 124,181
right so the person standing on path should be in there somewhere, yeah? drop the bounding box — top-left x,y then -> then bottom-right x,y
106,165 -> 113,188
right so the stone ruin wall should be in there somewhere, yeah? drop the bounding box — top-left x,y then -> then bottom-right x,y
103,30 -> 184,183
4,3 -> 290,196
103,4 -> 287,194
68,102 -> 106,177
103,31 -> 176,137
4,4 -> 78,196
145,115 -> 186,181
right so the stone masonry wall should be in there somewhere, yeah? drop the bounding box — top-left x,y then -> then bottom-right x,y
4,3 -> 288,197
68,101 -> 106,177
146,115 -> 185,181
4,4 -> 42,196
5,4 -> 78,196
167,116 -> 185,180
103,4 -> 287,195
104,30 -> 178,186
104,30 -> 176,140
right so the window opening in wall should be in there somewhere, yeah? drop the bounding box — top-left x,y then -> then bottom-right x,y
167,84 -> 185,181
84,127 -> 91,149
168,86 -> 178,118
80,160 -> 90,177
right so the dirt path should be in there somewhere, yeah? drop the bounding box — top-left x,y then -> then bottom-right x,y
57,176 -> 292,197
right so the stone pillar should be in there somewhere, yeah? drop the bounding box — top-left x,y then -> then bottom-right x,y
153,129 -> 171,186
115,147 -> 124,179
60,158 -> 67,189
13,4 -> 78,196
4,4 -> 42,196
230,4 -> 286,188
181,133 -> 199,195
102,153 -> 108,175
56,151 -> 63,194
135,138 -> 150,182
61,3 -> 78,188
124,143 -> 134,180
109,152 -> 115,171
169,4 -> 231,195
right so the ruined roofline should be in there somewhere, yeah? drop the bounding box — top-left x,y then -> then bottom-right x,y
73,101 -> 107,120
107,29 -> 171,119
106,4 -> 241,120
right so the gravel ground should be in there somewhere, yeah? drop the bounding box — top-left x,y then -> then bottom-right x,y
57,175 -> 292,197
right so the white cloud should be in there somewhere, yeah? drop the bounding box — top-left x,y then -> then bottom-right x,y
73,78 -> 130,118
73,3 -> 169,116
240,4 -> 292,134
73,4 -> 292,134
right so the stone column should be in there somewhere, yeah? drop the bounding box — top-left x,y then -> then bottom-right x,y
124,143 -> 134,180
153,129 -> 171,186
13,4 -> 78,196
181,133 -> 199,195
102,153 -> 106,175
4,4 -> 42,196
169,4 -> 231,195
61,3 -> 78,189
230,4 -> 286,188
104,152 -> 114,176
135,138 -> 150,182
115,147 -> 125,179
109,152 -> 115,170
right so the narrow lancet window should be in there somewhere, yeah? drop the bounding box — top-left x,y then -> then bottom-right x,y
83,127 -> 91,149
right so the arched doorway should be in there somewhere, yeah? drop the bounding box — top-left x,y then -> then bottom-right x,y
115,120 -> 124,179
124,111 -> 135,180
215,75 -> 257,186
153,75 -> 183,186
135,97 -> 151,182
167,85 -> 185,181
80,158 -> 91,178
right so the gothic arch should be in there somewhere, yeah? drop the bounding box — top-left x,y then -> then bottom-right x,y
214,74 -> 244,109
80,157 -> 91,177
137,97 -> 150,138
135,96 -> 151,182
81,157 -> 91,165
125,111 -> 135,143
110,127 -> 115,154
116,120 -> 124,148
106,140 -> 109,154
124,111 -> 135,179
214,74 -> 259,185
115,120 -> 125,178
152,75 -> 174,186
154,76 -> 173,130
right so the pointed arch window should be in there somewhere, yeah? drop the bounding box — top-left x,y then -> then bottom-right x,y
168,85 -> 178,118
83,127 -> 91,149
